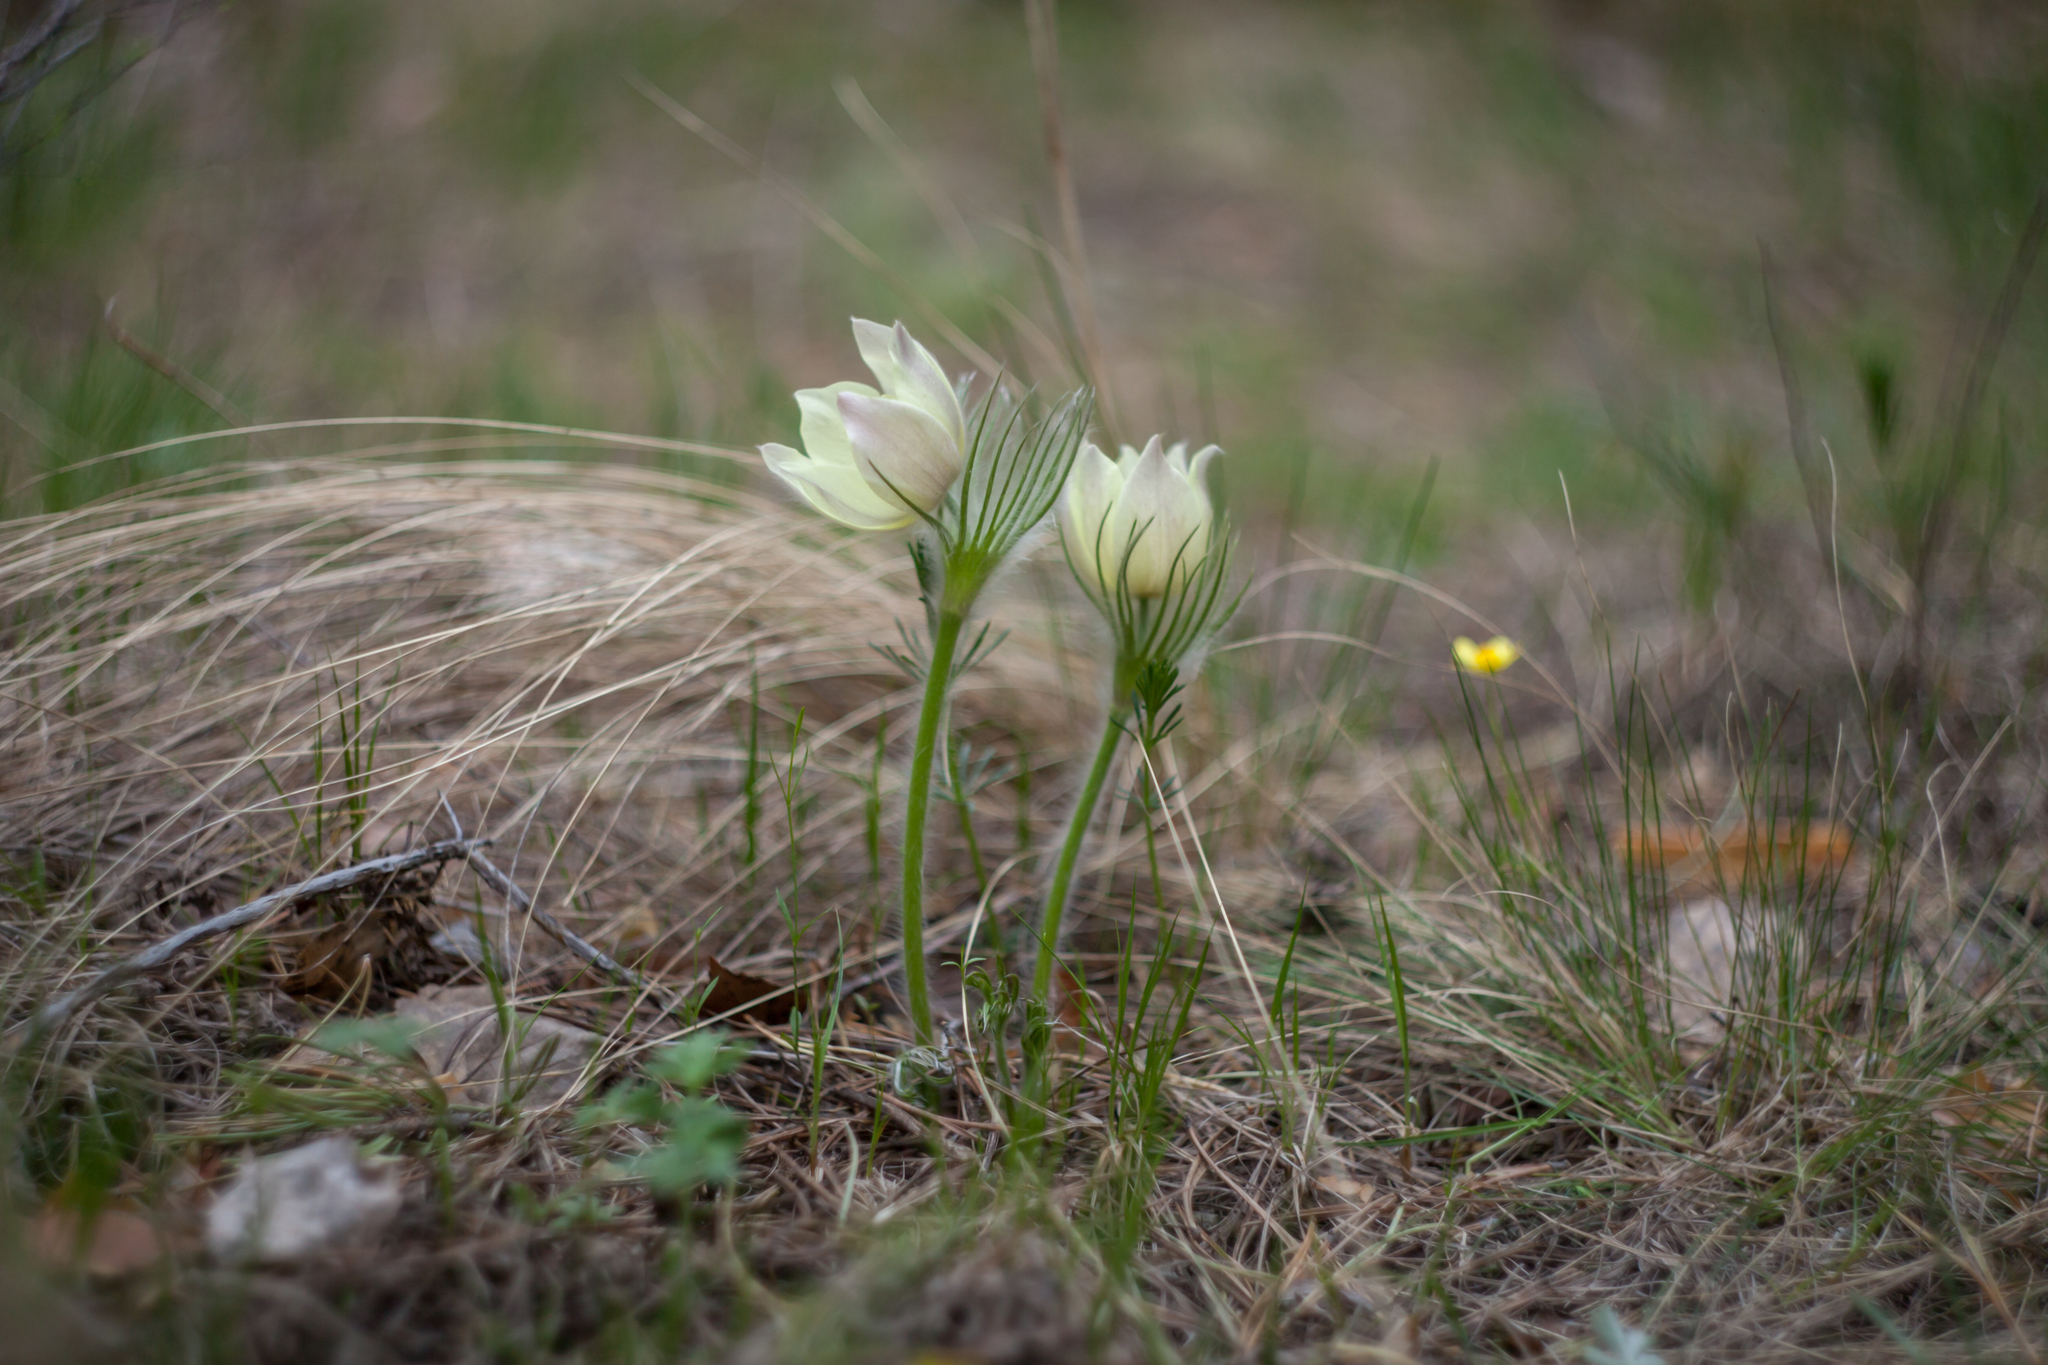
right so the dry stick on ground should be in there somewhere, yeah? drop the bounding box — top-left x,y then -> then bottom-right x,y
460,846 -> 658,999
26,836 -> 490,1034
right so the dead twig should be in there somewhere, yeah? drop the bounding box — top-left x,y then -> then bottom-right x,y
27,836 -> 489,1034
461,846 -> 657,999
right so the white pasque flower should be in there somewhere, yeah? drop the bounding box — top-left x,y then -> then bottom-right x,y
1059,435 -> 1220,598
760,320 -> 968,530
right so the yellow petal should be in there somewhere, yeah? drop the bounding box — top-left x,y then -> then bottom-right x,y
1453,635 -> 1519,674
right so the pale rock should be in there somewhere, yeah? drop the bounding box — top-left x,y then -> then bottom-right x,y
1667,897 -> 1738,1045
394,984 -> 602,1109
206,1137 -> 402,1263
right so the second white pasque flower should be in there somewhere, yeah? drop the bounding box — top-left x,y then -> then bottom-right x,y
760,320 -> 967,530
1059,435 -> 1220,598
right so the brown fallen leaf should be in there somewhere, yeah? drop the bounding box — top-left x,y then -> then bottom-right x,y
1051,961 -> 1091,1029
1615,826 -> 1702,868
274,865 -> 459,1008
29,1205 -> 169,1277
1614,818 -> 1852,894
1932,1067 -> 2045,1161
701,955 -> 800,1026
1495,1315 -> 1549,1358
1315,1173 -> 1375,1203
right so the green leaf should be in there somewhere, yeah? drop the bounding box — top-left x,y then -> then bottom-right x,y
576,1081 -> 666,1131
644,1029 -> 744,1095
309,1017 -> 425,1063
627,1097 -> 747,1194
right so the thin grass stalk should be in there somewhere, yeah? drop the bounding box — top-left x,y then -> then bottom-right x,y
947,740 -> 990,896
1138,747 -> 1168,917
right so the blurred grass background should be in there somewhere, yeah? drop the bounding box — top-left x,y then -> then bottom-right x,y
1,0 -> 2043,544
2,9 -> 2045,1355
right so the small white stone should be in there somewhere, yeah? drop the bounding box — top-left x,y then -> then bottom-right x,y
205,1137 -> 402,1263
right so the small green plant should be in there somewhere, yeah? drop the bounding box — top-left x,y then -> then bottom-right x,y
759,318 -> 1091,1042
579,1031 -> 748,1198
1036,435 -> 1239,1007
222,1016 -> 445,1142
247,665 -> 386,870
804,942 -> 847,1163
1079,911 -> 1208,1280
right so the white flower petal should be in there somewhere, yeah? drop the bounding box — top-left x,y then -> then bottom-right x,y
1059,440 -> 1125,592
1185,443 -> 1221,517
838,391 -> 964,514
1111,438 -> 1209,597
851,319 -> 965,448
889,323 -> 965,447
851,319 -> 908,393
793,382 -> 876,469
761,442 -> 913,530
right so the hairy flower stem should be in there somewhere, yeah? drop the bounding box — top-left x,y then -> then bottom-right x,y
1032,701 -> 1127,1005
900,607 -> 966,1043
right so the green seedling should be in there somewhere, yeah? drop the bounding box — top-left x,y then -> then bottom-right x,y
579,1031 -> 748,1199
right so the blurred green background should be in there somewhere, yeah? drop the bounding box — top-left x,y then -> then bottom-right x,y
2,0 -> 2043,545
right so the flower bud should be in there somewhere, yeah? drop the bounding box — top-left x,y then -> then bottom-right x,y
761,320 -> 967,529
1059,435 -> 1219,598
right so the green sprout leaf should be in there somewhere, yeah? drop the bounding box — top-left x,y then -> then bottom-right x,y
578,1030 -> 750,1198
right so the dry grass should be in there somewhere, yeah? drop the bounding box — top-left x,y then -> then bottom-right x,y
0,433 -> 2042,1365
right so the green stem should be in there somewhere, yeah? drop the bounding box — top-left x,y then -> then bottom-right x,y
1033,706 -> 1127,1005
901,607 -> 966,1043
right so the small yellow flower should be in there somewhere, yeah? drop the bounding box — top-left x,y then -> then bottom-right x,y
1453,635 -> 1520,674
